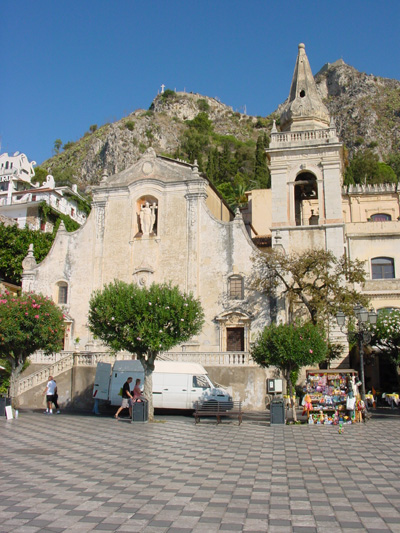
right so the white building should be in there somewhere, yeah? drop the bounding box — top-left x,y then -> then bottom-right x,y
0,152 -> 88,230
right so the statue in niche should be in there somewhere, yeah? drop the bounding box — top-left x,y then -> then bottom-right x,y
140,201 -> 158,236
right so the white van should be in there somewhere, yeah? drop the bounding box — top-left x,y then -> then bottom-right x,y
93,360 -> 232,409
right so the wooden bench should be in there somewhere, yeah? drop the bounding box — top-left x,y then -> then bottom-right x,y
193,400 -> 242,425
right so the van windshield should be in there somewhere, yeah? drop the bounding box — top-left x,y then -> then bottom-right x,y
192,375 -> 212,389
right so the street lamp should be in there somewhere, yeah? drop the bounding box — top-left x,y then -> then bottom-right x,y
336,305 -> 377,402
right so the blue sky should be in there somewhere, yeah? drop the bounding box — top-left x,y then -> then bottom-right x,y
2,0 -> 400,165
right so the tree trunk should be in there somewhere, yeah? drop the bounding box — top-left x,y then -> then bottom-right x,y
286,371 -> 297,422
139,350 -> 157,422
8,353 -> 25,408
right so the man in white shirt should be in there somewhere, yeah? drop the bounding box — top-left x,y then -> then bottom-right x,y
43,376 -> 57,414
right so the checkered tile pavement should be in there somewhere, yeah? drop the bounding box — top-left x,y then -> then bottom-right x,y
1,410 -> 400,532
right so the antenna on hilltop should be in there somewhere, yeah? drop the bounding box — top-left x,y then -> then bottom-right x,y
161,84 -> 165,94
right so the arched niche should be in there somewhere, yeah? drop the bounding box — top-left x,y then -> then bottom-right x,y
294,171 -> 318,226
136,195 -> 158,237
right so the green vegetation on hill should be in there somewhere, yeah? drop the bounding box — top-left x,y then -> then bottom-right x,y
344,148 -> 399,186
40,65 -> 400,208
171,112 -> 270,209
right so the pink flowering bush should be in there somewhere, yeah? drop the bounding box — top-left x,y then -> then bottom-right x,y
0,291 -> 65,393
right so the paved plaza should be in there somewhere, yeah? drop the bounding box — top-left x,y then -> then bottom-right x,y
1,410 -> 400,533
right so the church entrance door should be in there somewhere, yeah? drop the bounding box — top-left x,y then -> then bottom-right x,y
227,327 -> 244,352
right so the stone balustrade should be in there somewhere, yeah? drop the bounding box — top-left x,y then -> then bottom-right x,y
19,350 -> 256,396
343,183 -> 399,194
270,127 -> 338,146
159,351 -> 256,366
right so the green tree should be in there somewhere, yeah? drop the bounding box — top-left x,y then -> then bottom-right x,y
186,112 -> 213,135
88,281 -> 204,420
197,99 -> 210,112
254,134 -> 270,188
217,141 -> 232,184
180,130 -> 209,167
53,139 -> 62,154
206,148 -> 219,183
376,162 -> 397,184
345,149 -> 398,186
89,124 -> 98,133
160,89 -> 176,100
251,322 -> 327,421
252,248 -> 368,327
63,141 -> 76,150
0,291 -> 65,399
369,309 -> 400,366
385,152 -> 400,180
0,224 -> 54,284
32,166 -> 48,186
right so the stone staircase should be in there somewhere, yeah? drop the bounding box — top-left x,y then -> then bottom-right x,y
16,351 -> 133,397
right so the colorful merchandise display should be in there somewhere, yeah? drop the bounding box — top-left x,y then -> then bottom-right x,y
303,369 -> 359,425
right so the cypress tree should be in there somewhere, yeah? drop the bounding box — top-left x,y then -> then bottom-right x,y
254,135 -> 270,188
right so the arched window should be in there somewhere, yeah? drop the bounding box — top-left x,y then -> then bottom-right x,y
370,213 -> 392,221
57,282 -> 68,304
371,257 -> 395,279
228,275 -> 244,300
294,172 -> 318,226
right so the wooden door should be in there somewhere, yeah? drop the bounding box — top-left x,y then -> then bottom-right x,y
227,327 -> 244,351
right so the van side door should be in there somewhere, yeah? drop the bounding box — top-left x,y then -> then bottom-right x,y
160,373 -> 190,409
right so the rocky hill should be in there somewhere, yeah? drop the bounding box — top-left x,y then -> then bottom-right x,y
315,59 -> 400,159
40,61 -> 400,192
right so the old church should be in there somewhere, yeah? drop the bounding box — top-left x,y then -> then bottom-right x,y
20,44 -> 400,409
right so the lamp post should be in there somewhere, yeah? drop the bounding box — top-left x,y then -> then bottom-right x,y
336,305 -> 377,402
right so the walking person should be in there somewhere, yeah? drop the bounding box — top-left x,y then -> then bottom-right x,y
52,380 -> 61,414
43,376 -> 57,414
114,377 -> 133,419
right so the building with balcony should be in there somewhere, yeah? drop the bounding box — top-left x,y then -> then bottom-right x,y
0,152 -> 89,231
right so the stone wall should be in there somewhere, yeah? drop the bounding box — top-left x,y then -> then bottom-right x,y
17,365 -> 269,412
206,366 -> 268,410
17,367 -> 97,411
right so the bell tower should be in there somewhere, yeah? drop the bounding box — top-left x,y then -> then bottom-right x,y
268,43 -> 345,258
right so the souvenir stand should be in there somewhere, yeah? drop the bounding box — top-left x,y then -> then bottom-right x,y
303,369 -> 358,425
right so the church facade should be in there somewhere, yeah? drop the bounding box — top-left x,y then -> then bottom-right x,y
22,148 -> 270,356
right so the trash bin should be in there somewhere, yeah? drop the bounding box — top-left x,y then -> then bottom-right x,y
0,397 -> 11,417
132,400 -> 148,422
270,398 -> 285,424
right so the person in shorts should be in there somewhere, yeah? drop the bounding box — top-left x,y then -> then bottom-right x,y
114,377 -> 133,419
43,376 -> 57,414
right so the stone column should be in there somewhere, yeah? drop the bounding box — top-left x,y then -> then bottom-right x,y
289,181 -> 296,226
317,179 -> 325,224
91,199 -> 107,289
184,163 -> 207,296
21,244 -> 37,293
